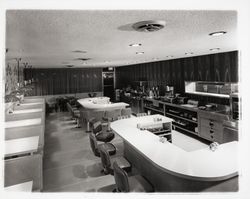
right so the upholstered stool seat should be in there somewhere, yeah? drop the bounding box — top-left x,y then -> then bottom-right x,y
99,144 -> 131,175
96,132 -> 115,142
89,133 -> 116,157
100,143 -> 116,156
93,121 -> 115,142
110,156 -> 131,173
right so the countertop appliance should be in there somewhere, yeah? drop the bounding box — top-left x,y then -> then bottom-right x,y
230,93 -> 239,120
176,96 -> 188,104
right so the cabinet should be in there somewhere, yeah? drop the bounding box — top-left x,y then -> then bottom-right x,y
142,98 -> 232,143
198,112 -> 224,143
143,98 -> 198,136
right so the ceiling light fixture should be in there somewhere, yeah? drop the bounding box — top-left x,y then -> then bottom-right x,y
152,58 -> 159,60
132,20 -> 166,32
66,65 -> 74,68
72,50 -> 87,53
136,52 -> 144,55
129,43 -> 142,47
209,48 -> 220,51
74,58 -> 90,61
209,31 -> 227,36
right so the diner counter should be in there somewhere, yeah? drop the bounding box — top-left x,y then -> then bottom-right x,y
5,97 -> 46,147
5,181 -> 33,192
110,114 -> 238,181
5,118 -> 42,129
78,97 -> 129,110
4,96 -> 45,191
5,136 -> 39,158
10,108 -> 43,114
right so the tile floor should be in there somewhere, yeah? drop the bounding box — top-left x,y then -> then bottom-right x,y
43,111 -> 208,192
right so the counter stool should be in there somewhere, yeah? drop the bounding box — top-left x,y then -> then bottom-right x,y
89,133 -> 116,157
99,144 -> 131,175
66,102 -> 81,128
92,121 -> 115,142
113,161 -> 154,192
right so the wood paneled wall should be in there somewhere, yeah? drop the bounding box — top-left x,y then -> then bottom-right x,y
24,68 -> 102,96
116,51 -> 238,105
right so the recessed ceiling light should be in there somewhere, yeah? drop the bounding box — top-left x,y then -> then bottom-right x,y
74,58 -> 90,61
209,48 -> 220,51
72,50 -> 87,53
209,31 -> 227,36
66,65 -> 74,68
152,58 -> 159,60
136,52 -> 144,55
129,43 -> 142,47
185,52 -> 194,55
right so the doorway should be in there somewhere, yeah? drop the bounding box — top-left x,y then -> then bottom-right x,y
102,69 -> 115,101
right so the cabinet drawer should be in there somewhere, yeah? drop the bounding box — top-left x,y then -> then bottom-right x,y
200,126 -> 223,143
200,126 -> 215,141
200,117 -> 223,130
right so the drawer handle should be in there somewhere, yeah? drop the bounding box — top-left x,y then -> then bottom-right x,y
209,122 -> 214,126
211,135 -> 214,139
210,130 -> 214,134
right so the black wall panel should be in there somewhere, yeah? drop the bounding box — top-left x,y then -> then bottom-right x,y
23,68 -> 102,96
116,51 -> 238,105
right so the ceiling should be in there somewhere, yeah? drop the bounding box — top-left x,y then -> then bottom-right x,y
6,10 -> 237,68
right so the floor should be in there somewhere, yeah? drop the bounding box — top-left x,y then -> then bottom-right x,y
43,111 -> 208,192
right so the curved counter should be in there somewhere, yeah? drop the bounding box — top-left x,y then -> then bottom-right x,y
111,114 -> 238,192
78,97 -> 129,110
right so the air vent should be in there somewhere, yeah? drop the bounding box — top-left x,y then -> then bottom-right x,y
132,20 -> 166,32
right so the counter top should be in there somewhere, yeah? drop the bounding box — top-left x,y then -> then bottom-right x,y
5,118 -> 42,129
20,102 -> 43,106
5,136 -> 39,157
5,181 -> 33,192
11,108 -> 43,114
111,114 -> 238,181
78,97 -> 129,110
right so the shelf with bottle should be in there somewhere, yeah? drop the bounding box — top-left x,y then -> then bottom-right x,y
164,104 -> 199,136
172,124 -> 198,135
165,105 -> 198,123
143,98 -> 165,114
165,112 -> 197,124
144,105 -> 164,114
